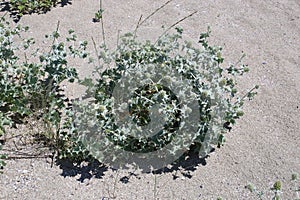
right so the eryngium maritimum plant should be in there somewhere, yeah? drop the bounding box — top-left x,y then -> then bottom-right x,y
0,18 -> 90,167
74,27 -> 258,172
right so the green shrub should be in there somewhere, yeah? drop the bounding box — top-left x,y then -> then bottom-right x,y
73,27 -> 258,170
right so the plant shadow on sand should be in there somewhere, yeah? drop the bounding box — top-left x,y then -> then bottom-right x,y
55,145 -> 213,183
56,158 -> 109,182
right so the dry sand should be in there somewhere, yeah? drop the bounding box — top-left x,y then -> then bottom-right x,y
0,0 -> 299,199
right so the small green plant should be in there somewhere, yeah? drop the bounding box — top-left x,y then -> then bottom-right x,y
271,181 -> 282,200
292,173 -> 300,200
93,9 -> 104,23
93,0 -> 104,23
246,174 -> 300,200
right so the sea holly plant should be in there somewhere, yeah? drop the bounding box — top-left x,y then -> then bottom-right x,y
0,13 -> 257,172
0,17 -> 31,122
0,17 -> 90,169
0,17 -> 33,168
73,26 -> 258,172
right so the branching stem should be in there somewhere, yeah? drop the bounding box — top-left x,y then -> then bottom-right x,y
155,11 -> 197,44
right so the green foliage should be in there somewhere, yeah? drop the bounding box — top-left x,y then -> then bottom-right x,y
7,0 -> 72,20
73,26 -> 258,168
0,17 -> 32,134
0,17 -> 90,169
0,15 -> 257,171
271,181 -> 282,200
292,173 -> 298,181
0,17 -> 29,171
9,0 -> 58,16
0,144 -> 6,174
93,0 -> 104,23
93,8 -> 104,23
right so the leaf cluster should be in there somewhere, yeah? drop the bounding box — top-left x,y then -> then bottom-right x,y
9,0 -> 57,16
6,0 -> 72,21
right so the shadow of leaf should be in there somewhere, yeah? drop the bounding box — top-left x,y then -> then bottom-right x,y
56,158 -> 108,182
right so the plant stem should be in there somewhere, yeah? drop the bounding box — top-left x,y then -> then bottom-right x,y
100,0 -> 106,46
91,36 -> 101,68
133,0 -> 174,37
116,29 -> 121,47
155,11 -> 197,44
234,53 -> 246,66
153,174 -> 158,200
50,21 -> 60,53
133,15 -> 143,38
238,85 -> 258,103
139,0 -> 173,27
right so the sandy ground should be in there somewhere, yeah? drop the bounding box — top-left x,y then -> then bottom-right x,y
0,0 -> 300,199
